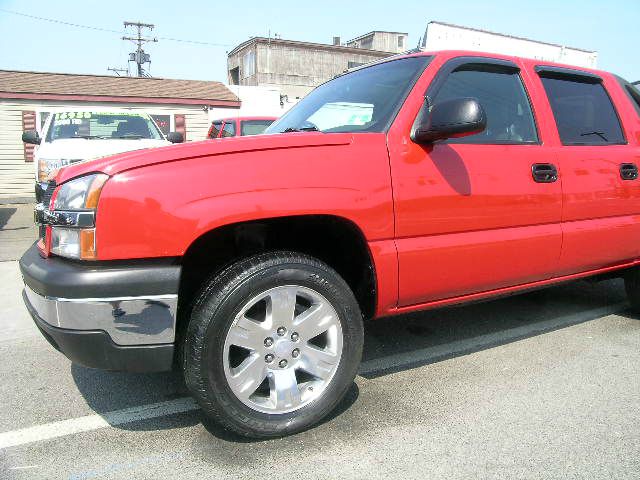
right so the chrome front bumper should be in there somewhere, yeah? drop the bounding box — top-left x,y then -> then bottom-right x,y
23,285 -> 178,346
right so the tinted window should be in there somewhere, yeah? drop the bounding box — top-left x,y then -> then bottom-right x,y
615,75 -> 640,117
208,121 -> 223,139
540,77 -> 625,145
222,121 -> 236,137
209,120 -> 236,138
241,120 -> 274,136
266,56 -> 431,134
432,68 -> 538,144
151,114 -> 171,136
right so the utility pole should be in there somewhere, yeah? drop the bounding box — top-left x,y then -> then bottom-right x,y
122,21 -> 157,77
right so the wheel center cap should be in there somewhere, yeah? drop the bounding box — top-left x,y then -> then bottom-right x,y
274,339 -> 294,358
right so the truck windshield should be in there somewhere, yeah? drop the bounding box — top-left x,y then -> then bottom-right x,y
266,56 -> 432,134
46,112 -> 164,142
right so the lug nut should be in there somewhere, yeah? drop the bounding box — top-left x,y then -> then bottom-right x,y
290,332 -> 299,342
292,348 -> 300,358
279,359 -> 288,368
276,326 -> 287,336
264,337 -> 274,347
265,354 -> 274,363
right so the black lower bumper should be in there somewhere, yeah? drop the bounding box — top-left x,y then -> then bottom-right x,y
19,242 -> 181,373
24,290 -> 175,372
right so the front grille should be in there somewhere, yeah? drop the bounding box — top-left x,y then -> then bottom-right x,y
35,180 -> 56,243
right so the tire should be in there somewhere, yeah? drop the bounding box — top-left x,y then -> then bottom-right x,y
624,267 -> 640,311
183,251 -> 364,438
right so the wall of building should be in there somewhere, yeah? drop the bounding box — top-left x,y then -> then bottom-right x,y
259,43 -> 388,98
347,32 -> 409,54
228,40 -> 390,100
0,99 -> 238,200
422,22 -> 598,68
0,101 -> 32,200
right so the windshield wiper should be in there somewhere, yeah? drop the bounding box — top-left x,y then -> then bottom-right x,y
63,135 -> 108,140
282,126 -> 320,133
580,131 -> 609,142
114,134 -> 145,139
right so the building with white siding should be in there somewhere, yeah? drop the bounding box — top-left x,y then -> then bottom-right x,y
0,70 -> 240,201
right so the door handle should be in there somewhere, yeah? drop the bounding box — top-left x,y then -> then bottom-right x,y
620,163 -> 638,180
532,163 -> 558,183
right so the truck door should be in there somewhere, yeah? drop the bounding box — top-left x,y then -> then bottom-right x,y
388,56 -> 562,307
535,67 -> 640,274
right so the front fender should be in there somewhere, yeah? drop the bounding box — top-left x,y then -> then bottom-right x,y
95,134 -> 394,260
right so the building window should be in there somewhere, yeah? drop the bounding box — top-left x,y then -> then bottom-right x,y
229,67 -> 240,85
348,61 -> 365,70
398,36 -> 404,49
242,51 -> 256,79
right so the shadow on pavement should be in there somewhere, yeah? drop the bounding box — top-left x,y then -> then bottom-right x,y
70,365 -> 199,431
70,278 -> 628,442
0,207 -> 17,230
360,278 -> 627,378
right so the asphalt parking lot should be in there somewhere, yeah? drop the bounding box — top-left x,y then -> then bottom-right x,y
0,204 -> 639,479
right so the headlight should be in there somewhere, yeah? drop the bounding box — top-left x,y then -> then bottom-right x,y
54,174 -> 107,210
50,174 -> 108,260
38,158 -> 83,182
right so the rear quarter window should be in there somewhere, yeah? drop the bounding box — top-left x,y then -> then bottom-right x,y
614,76 -> 640,117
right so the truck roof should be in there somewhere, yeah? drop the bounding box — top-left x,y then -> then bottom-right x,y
399,50 -> 613,78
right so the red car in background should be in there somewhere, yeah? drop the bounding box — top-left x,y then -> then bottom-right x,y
207,116 -> 277,139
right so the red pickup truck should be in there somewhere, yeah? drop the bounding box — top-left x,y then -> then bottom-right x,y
20,50 -> 640,438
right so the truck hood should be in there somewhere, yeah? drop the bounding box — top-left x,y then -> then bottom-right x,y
38,138 -> 171,162
55,133 -> 353,184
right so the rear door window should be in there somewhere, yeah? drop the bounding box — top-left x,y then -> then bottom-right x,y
539,75 -> 625,145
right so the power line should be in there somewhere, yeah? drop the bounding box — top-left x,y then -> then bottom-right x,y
0,8 -> 232,47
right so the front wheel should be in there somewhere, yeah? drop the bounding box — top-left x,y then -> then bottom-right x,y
184,251 -> 364,438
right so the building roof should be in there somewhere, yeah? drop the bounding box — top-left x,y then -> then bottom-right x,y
227,37 -> 392,58
425,21 -> 596,54
0,70 -> 240,106
346,31 -> 409,44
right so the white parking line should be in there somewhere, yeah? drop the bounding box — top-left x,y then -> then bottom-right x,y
0,397 -> 199,450
0,302 -> 626,450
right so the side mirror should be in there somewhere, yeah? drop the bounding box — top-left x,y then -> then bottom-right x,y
167,131 -> 184,144
22,130 -> 41,145
412,97 -> 486,144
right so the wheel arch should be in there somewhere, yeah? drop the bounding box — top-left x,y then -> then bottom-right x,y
178,214 -> 378,333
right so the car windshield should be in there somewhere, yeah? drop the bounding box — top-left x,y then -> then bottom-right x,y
46,112 -> 164,142
265,56 -> 432,134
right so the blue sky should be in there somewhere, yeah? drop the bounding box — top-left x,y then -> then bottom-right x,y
0,0 -> 638,82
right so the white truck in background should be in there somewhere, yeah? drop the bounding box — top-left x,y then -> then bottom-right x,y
421,21 -> 598,68
22,109 -> 184,200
